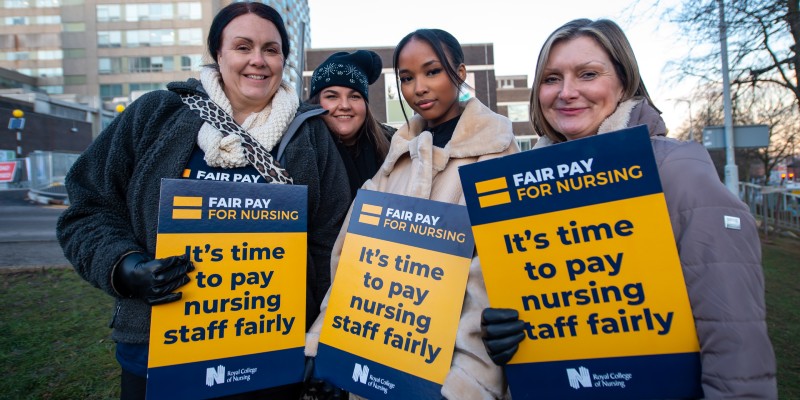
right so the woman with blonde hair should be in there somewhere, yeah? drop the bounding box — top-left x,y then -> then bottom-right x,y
481,18 -> 777,399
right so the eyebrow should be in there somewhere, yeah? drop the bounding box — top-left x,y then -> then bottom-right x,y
231,37 -> 280,47
545,60 -> 608,71
398,59 -> 441,74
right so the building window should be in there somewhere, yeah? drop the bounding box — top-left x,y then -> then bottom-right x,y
97,5 -> 121,22
37,50 -> 63,60
130,82 -> 166,93
35,0 -> 59,7
41,86 -> 64,94
98,31 -> 122,48
129,56 -> 174,73
515,136 -> 538,151
18,67 -> 63,77
384,73 -> 412,127
36,15 -> 60,24
125,29 -> 175,47
63,22 -> 85,32
125,3 -> 173,21
3,0 -> 28,8
63,75 -> 86,85
98,57 -> 122,74
506,103 -> 529,122
181,55 -> 202,71
4,16 -> 28,25
177,28 -> 202,46
4,52 -> 30,61
177,2 -> 202,19
100,84 -> 123,100
63,48 -> 86,58
498,79 -> 515,89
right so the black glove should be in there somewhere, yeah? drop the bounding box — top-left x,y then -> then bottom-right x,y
481,308 -> 526,366
302,356 -> 346,400
112,252 -> 194,305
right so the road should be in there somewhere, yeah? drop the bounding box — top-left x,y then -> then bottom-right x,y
0,189 -> 70,268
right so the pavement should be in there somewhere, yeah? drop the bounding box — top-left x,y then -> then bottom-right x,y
0,189 -> 71,270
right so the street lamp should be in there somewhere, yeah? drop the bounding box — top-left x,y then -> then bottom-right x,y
10,109 -> 24,158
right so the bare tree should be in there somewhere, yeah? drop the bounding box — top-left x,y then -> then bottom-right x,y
671,82 -> 797,183
633,0 -> 799,183
658,0 -> 799,110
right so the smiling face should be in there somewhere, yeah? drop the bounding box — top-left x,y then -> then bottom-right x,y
538,36 -> 624,140
217,13 -> 284,116
319,86 -> 367,146
397,38 -> 465,128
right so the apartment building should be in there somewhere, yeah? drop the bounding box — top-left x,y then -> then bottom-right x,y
0,0 -> 310,109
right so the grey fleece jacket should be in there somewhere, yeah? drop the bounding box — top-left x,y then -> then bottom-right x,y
535,98 -> 777,399
57,79 -> 350,344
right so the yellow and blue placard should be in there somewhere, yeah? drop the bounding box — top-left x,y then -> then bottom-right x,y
147,179 -> 307,399
459,126 -> 702,399
316,189 -> 473,399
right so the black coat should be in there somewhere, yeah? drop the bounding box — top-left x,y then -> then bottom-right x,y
57,80 -> 350,344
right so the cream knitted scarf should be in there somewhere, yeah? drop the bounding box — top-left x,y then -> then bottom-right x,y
197,67 -> 299,168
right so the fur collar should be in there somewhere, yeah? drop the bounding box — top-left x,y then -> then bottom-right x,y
381,97 -> 515,175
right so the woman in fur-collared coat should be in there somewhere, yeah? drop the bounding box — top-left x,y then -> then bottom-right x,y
305,29 -> 520,400
482,18 -> 777,399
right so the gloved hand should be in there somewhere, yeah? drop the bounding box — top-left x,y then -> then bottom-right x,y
481,308 -> 526,366
112,252 -> 194,305
303,356 -> 346,400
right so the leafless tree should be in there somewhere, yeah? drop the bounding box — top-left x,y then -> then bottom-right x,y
653,0 -> 799,110
633,0 -> 799,182
672,82 -> 797,183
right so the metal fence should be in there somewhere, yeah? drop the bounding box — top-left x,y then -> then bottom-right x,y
739,182 -> 800,234
7,151 -> 80,204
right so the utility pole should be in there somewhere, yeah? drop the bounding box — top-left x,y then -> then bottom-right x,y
718,0 -> 739,195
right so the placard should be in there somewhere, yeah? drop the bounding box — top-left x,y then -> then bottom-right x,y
147,179 -> 307,399
315,190 -> 474,399
459,126 -> 702,399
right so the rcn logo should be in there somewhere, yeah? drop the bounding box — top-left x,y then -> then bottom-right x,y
566,366 -> 592,390
206,365 -> 225,387
352,363 -> 369,384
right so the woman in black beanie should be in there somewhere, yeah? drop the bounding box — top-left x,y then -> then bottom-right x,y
307,50 -> 394,200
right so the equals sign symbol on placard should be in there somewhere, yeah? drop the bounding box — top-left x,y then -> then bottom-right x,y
172,196 -> 203,219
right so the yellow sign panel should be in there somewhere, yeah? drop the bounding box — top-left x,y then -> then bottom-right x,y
150,232 -> 306,366
474,195 -> 698,362
321,234 -> 468,382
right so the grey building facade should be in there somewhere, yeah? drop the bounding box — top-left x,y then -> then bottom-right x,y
0,0 -> 310,109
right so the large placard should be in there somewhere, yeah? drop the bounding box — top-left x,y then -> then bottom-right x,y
315,190 -> 474,399
459,126 -> 702,399
147,179 -> 307,399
